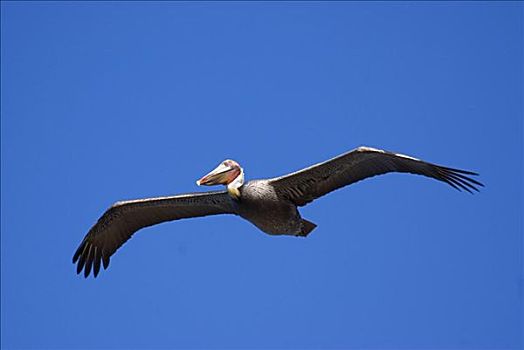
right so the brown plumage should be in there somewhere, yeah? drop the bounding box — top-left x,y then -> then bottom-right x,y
73,146 -> 483,278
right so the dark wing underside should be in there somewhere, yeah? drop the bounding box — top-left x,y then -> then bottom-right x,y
73,191 -> 235,278
269,146 -> 483,206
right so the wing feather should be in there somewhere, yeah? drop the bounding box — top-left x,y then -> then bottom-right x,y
269,146 -> 483,206
73,191 -> 236,277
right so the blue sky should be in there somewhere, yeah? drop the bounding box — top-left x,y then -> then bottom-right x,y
1,2 -> 522,349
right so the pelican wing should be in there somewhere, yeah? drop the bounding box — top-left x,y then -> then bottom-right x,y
269,146 -> 483,206
73,191 -> 236,278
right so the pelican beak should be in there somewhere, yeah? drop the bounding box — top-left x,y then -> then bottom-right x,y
196,163 -> 237,186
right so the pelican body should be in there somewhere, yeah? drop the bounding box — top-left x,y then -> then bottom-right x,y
73,146 -> 483,278
235,180 -> 315,236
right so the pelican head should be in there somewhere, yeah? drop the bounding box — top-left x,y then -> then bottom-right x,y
196,159 -> 244,198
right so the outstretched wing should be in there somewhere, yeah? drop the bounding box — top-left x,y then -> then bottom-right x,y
269,146 -> 483,206
73,191 -> 236,278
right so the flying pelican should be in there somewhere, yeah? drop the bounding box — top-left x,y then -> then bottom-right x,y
73,146 -> 483,277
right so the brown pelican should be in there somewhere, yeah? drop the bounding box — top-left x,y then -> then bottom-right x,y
73,146 -> 483,278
